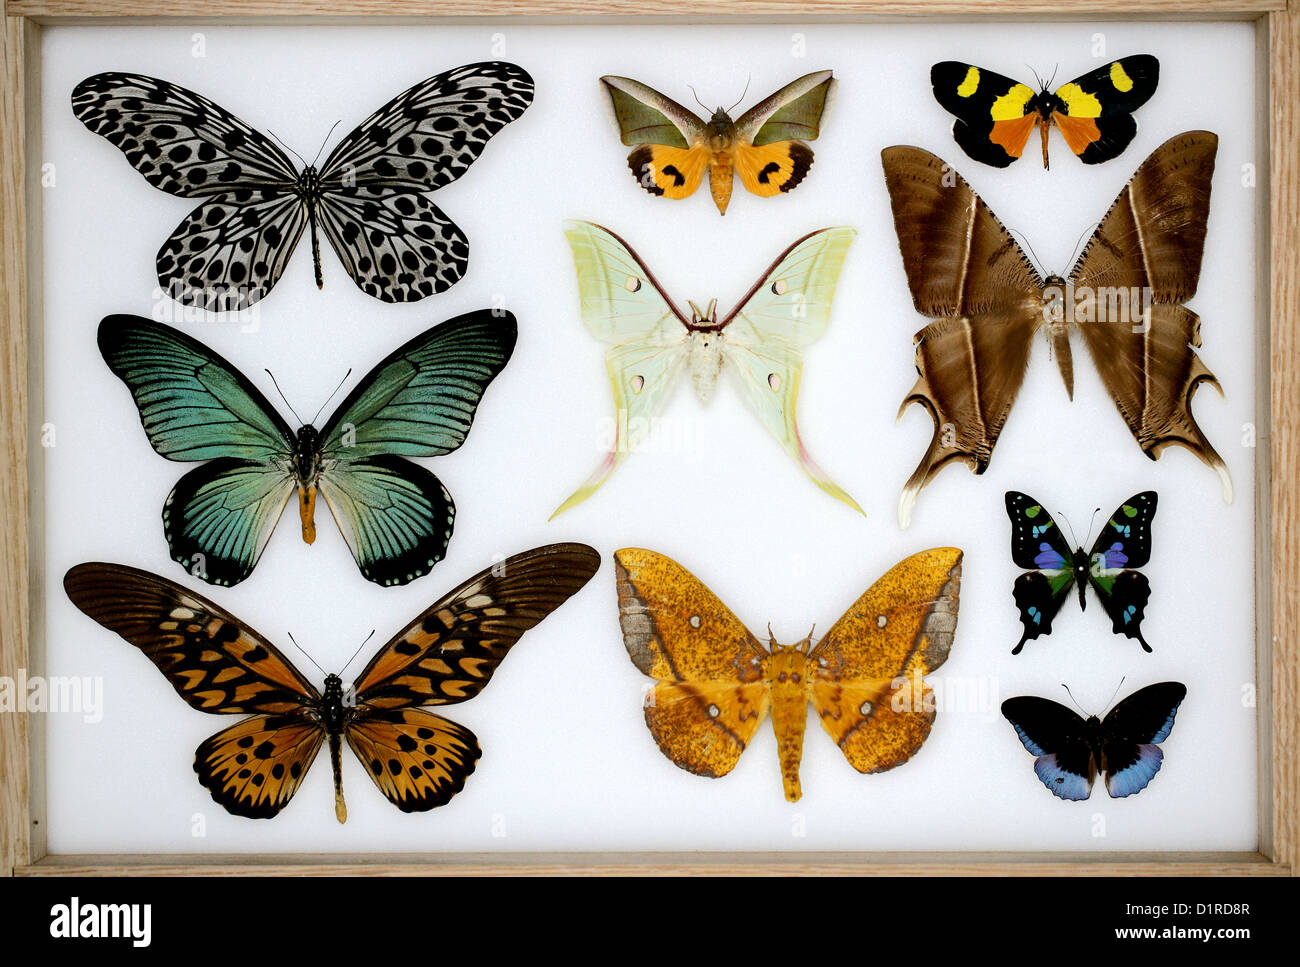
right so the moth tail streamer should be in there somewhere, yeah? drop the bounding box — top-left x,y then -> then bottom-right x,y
549,448 -> 625,520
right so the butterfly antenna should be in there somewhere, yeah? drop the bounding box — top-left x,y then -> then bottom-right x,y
1060,682 -> 1088,716
1103,676 -> 1127,713
1081,506 -> 1102,551
286,631 -> 327,678
264,369 -> 305,424
1057,509 -> 1082,549
311,120 -> 342,167
1047,64 -> 1059,89
311,368 -> 353,425
267,129 -> 310,170
1026,64 -> 1044,90
726,75 -> 752,113
339,629 -> 377,680
686,84 -> 711,114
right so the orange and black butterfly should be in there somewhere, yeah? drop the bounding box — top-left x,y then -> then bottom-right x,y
64,544 -> 599,821
931,55 -> 1159,168
614,547 -> 962,802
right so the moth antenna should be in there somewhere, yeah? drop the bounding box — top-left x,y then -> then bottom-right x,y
1025,64 -> 1044,91
726,75 -> 752,113
1047,63 -> 1059,90
286,631 -> 327,677
1009,228 -> 1047,276
339,629 -> 377,680
687,84 -> 710,114
311,120 -> 342,167
766,622 -> 778,645
264,369 -> 305,425
1066,221 -> 1100,269
311,368 -> 353,425
267,129 -> 310,170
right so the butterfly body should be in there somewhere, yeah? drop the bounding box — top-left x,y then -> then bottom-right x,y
931,56 -> 1159,169
603,72 -> 834,214
554,221 -> 860,516
1002,681 -> 1186,800
616,547 -> 962,802
1007,490 -> 1157,654
883,133 -> 1231,526
65,545 -> 600,821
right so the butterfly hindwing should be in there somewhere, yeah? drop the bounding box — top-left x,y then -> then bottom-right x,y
194,714 -> 325,819
163,458 -> 297,587
345,708 -> 482,813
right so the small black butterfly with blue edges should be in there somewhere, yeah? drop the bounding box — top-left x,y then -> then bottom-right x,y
71,63 -> 534,309
1001,681 -> 1186,800
1006,491 -> 1157,654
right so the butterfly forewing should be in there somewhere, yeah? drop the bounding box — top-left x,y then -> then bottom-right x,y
97,315 -> 295,462
319,62 -> 535,193
320,309 -> 518,458
352,543 -> 602,708
71,72 -> 301,194
64,563 -> 319,714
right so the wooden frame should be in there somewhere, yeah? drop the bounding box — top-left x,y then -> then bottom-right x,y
1,0 -> 1295,877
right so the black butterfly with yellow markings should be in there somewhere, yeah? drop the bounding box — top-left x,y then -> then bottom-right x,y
71,63 -> 534,308
64,545 -> 599,822
931,55 -> 1158,168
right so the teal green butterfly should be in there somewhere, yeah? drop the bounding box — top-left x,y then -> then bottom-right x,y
97,312 -> 516,587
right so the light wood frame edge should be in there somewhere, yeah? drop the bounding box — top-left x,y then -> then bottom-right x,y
1,1 -> 1295,877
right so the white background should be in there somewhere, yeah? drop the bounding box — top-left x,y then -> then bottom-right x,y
39,21 -> 1259,853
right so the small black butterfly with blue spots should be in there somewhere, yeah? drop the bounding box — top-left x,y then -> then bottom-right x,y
1006,491 -> 1157,654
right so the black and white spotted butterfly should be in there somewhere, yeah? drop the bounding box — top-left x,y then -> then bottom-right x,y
71,63 -> 535,309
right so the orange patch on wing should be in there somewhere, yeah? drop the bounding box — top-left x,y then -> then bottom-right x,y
1055,114 -> 1103,156
989,115 -> 1037,159
627,143 -> 708,200
733,140 -> 812,198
